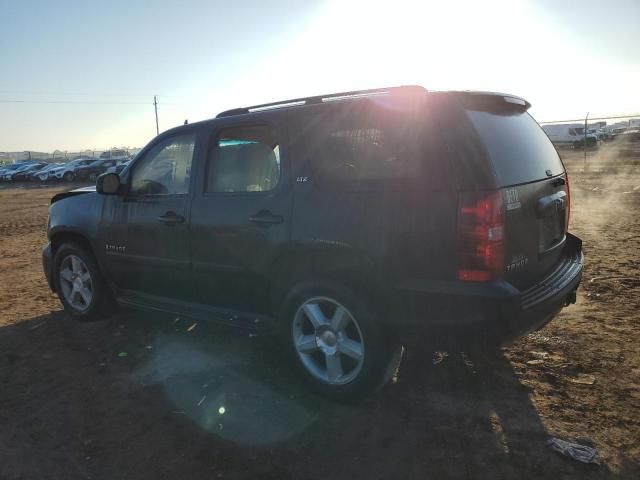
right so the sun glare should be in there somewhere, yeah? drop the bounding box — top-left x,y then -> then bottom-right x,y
191,0 -> 638,129
278,0 -> 535,93
198,0 -> 538,116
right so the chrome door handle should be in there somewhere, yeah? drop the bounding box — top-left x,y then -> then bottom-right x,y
249,210 -> 283,225
158,211 -> 185,225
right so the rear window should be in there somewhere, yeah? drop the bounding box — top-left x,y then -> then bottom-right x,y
463,99 -> 564,186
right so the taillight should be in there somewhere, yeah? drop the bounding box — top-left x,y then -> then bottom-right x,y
565,172 -> 571,230
457,191 -> 504,282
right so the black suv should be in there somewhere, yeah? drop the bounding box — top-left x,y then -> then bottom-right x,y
42,86 -> 583,400
74,159 -> 119,181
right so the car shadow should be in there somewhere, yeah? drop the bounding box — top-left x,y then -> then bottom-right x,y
0,310 -> 635,479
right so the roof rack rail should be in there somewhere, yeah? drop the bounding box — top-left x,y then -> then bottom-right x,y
216,85 -> 426,118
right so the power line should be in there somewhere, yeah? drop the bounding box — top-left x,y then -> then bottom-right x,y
0,90 -> 181,98
539,114 -> 640,124
0,99 -> 152,105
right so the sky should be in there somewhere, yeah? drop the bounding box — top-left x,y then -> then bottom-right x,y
1,0 -> 639,152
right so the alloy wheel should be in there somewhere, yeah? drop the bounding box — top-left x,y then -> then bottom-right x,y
59,254 -> 93,311
292,296 -> 365,385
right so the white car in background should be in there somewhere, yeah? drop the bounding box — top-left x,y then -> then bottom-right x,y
48,158 -> 95,181
542,124 -> 598,148
35,163 -> 65,181
105,159 -> 132,175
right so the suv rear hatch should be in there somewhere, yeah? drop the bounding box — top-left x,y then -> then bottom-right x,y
457,93 -> 569,290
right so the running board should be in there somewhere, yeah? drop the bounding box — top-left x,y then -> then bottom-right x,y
115,290 -> 273,331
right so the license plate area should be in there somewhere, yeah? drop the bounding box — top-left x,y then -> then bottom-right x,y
539,208 -> 565,252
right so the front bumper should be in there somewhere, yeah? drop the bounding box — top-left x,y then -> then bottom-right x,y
42,243 -> 55,291
393,233 -> 583,347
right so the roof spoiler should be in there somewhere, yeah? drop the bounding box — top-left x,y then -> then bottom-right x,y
453,91 -> 531,111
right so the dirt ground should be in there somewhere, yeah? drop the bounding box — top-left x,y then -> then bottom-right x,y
0,147 -> 638,479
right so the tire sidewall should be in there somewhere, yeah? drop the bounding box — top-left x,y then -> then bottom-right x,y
53,242 -> 110,320
279,281 -> 398,402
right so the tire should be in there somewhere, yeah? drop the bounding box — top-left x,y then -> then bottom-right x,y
63,171 -> 74,181
279,282 -> 402,402
52,242 -> 114,321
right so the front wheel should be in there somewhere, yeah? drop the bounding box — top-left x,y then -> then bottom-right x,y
63,171 -> 74,181
53,242 -> 114,321
281,283 -> 402,402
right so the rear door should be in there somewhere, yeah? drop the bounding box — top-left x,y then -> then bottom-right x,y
459,95 -> 568,289
189,113 -> 291,313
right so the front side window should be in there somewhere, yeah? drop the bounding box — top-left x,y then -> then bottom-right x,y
130,133 -> 195,195
206,125 -> 280,193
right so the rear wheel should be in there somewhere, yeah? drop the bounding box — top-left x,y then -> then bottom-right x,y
53,242 -> 114,321
281,283 -> 401,401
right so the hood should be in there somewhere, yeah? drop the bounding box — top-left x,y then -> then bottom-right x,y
51,186 -> 96,204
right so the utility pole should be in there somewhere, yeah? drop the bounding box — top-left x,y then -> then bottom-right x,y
153,95 -> 159,136
584,112 -> 589,172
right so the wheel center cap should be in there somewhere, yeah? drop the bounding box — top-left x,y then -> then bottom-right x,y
321,330 -> 337,347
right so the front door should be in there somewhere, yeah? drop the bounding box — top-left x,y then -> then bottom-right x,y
189,113 -> 291,313
100,131 -> 197,301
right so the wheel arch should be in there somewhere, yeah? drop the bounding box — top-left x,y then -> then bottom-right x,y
266,242 -> 386,317
50,230 -> 94,259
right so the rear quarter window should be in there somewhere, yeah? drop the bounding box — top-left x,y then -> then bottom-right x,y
463,98 -> 564,186
300,98 -> 444,190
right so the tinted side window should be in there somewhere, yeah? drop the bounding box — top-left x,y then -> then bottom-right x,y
130,133 -> 195,195
206,125 -> 280,193
306,102 -> 421,184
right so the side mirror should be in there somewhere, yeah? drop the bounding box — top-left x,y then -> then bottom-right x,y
96,172 -> 121,195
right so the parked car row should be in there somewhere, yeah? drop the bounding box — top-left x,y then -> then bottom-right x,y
0,161 -> 50,181
0,155 -> 132,183
541,122 -> 639,149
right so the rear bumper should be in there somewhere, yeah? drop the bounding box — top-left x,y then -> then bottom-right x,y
393,233 -> 583,347
42,243 -> 55,291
